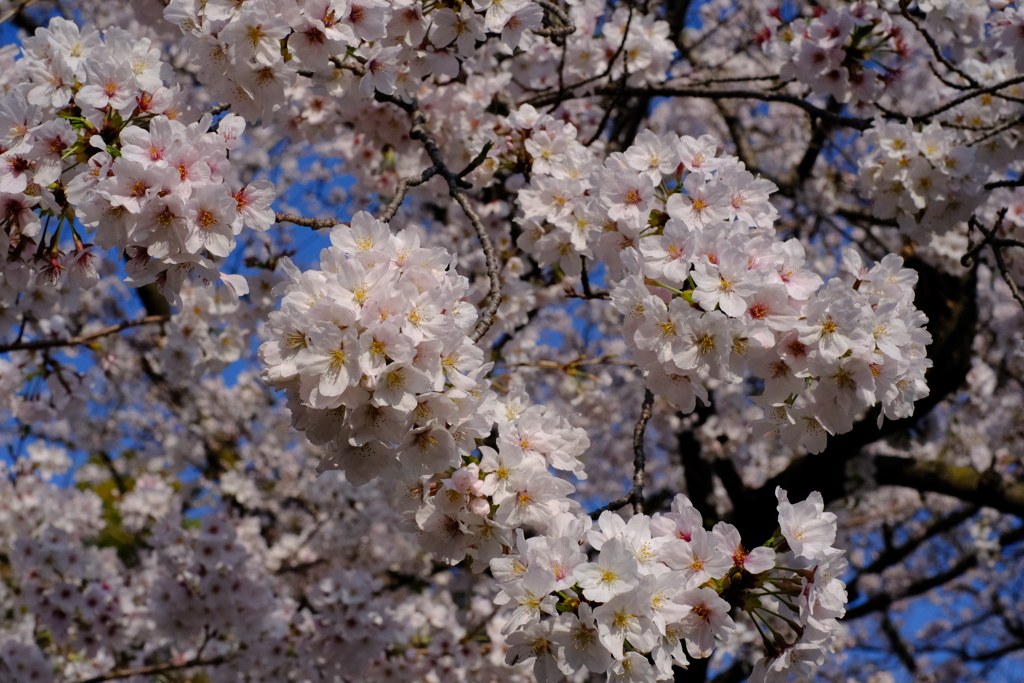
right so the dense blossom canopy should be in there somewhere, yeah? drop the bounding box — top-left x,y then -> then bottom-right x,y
0,0 -> 1022,683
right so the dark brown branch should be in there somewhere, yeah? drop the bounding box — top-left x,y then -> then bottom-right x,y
274,212 -> 345,230
525,4 -> 633,108
378,168 -> 439,224
873,456 -> 1024,518
729,257 -> 978,542
910,74 -> 1024,123
881,613 -> 919,673
846,524 -> 1024,620
971,113 -> 1024,147
856,505 -> 979,578
0,315 -> 168,354
0,0 -> 41,28
76,654 -> 233,683
531,75 -> 1024,138
985,177 -> 1024,191
631,389 -> 655,514
898,0 -> 977,89
532,0 -> 575,38
782,97 -> 842,190
713,100 -> 760,174
599,86 -> 872,130
589,389 -> 655,518
965,210 -> 1024,311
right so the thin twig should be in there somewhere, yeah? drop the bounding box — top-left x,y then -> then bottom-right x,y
899,0 -> 977,89
971,113 -> 1024,147
586,72 -> 630,146
966,209 -> 1024,311
589,389 -> 655,518
911,74 -> 1024,123
497,355 -> 635,371
565,287 -> 610,300
0,315 -> 168,354
274,212 -> 345,230
525,4 -> 634,107
985,177 -> 1024,191
372,92 -> 503,341
378,168 -> 439,223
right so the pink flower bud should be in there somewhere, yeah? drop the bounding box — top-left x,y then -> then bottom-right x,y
467,498 -> 490,516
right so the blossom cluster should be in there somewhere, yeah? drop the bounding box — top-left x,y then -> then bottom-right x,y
411,380 -> 588,569
494,488 -> 847,683
858,118 -> 982,237
259,211 -> 492,486
623,236 -> 932,454
499,108 -> 933,454
163,0 -> 570,121
509,109 -> 780,278
761,3 -> 908,107
0,17 -> 275,320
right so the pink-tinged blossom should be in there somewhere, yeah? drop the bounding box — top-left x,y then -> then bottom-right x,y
505,618 -> 567,683
601,170 -> 655,227
675,587 -> 736,658
690,247 -> 760,317
501,2 -> 544,49
660,528 -> 732,587
712,522 -> 776,574
431,6 -> 487,54
358,45 -> 402,97
666,173 -> 732,228
76,56 -> 136,113
184,184 -> 237,257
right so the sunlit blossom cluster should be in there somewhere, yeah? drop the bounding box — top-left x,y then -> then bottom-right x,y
260,211 -> 493,485
494,489 -> 847,683
0,17 -> 275,339
762,3 -> 908,107
2,0 -> 1023,681
164,0 -> 576,121
858,118 -> 983,237
410,380 -> 588,569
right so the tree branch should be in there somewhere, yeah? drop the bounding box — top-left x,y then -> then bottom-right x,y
0,315 -> 169,354
854,505 -> 979,580
76,654 -> 233,683
898,0 -> 977,89
964,209 -> 1024,311
846,524 -> 1024,620
589,389 -> 655,518
531,0 -> 575,38
985,177 -> 1024,191
579,86 -> 873,131
0,0 -> 40,30
881,612 -> 919,673
274,212 -> 344,229
377,167 -> 439,224
873,457 -> 1024,518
